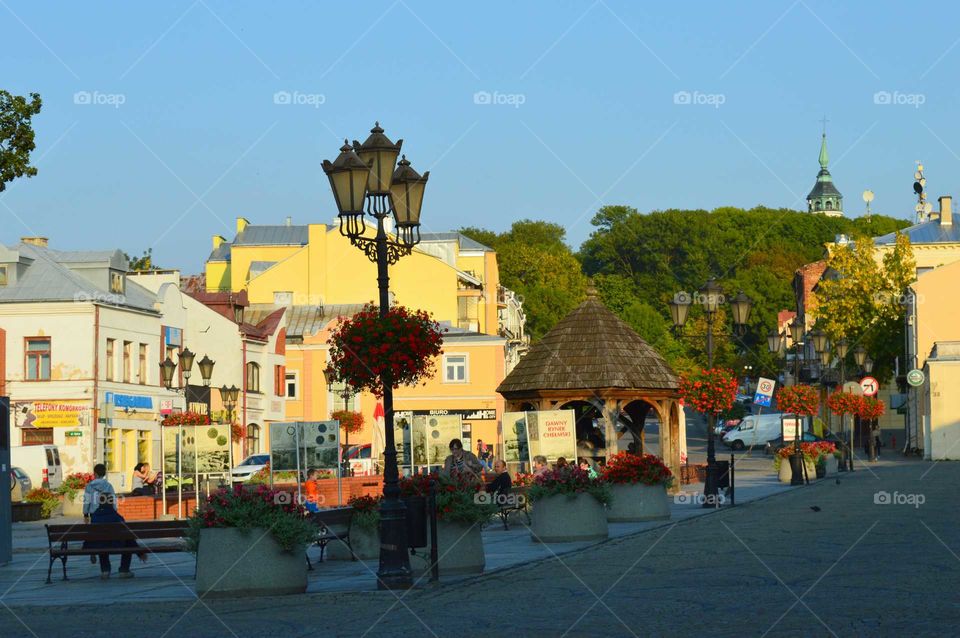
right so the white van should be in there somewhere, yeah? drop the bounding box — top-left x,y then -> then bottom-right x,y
11,445 -> 63,490
722,414 -> 790,450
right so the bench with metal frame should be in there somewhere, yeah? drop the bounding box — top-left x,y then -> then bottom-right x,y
494,485 -> 531,531
307,507 -> 355,568
45,520 -> 189,584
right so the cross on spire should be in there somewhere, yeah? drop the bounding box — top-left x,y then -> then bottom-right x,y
820,115 -> 829,136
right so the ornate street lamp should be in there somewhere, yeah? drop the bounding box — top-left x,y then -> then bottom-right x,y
698,279 -> 724,315
323,123 -> 429,590
853,344 -> 867,369
178,348 -> 195,383
220,384 -> 239,421
767,329 -> 783,355
197,355 -> 215,387
159,357 -> 177,390
668,292 -> 692,332
809,329 -> 828,355
729,291 -> 753,333
864,357 -> 874,374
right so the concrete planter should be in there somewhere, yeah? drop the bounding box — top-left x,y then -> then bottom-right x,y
196,527 -> 307,597
327,523 -> 380,560
824,455 -> 839,475
606,483 -> 670,522
778,461 -> 792,483
416,519 -> 486,576
61,493 -> 84,518
531,492 -> 608,542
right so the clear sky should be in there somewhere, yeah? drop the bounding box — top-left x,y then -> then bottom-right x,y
2,1 -> 958,273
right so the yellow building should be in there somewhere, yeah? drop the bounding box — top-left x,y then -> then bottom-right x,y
208,218 -> 524,461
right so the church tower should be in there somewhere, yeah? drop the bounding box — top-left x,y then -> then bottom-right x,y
806,134 -> 843,217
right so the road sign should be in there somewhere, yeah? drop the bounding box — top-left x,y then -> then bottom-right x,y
753,377 -> 776,407
843,381 -> 864,396
860,376 -> 879,397
907,369 -> 925,387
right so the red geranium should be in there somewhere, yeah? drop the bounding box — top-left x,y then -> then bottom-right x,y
161,411 -> 211,426
857,396 -> 886,421
230,422 -> 245,443
331,410 -> 365,435
776,384 -> 820,416
679,368 -> 738,414
601,452 -> 673,486
827,392 -> 863,416
327,304 -> 445,397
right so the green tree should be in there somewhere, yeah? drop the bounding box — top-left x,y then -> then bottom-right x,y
0,90 -> 43,191
124,248 -> 159,271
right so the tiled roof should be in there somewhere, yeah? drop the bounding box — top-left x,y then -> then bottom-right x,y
0,243 -> 156,312
249,261 -> 277,278
497,295 -> 678,396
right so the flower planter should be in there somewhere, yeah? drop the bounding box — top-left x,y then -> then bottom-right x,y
61,493 -> 84,518
12,502 -> 43,522
413,519 -> 486,575
530,492 -> 608,543
327,524 -> 380,560
824,455 -> 839,475
777,461 -> 792,484
815,463 -> 827,479
196,527 -> 307,597
606,483 -> 670,522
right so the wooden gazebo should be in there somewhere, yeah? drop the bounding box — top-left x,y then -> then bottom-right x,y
497,290 -> 682,485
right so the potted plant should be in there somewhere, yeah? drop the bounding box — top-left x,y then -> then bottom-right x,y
679,367 -> 739,415
327,494 -> 381,560
529,466 -> 611,542
188,485 -> 316,596
56,472 -> 96,517
401,472 -> 495,575
24,487 -> 61,519
602,452 -> 673,522
774,447 -> 794,483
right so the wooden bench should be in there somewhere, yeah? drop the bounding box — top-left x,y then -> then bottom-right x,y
45,520 -> 189,584
307,507 -> 355,567
494,486 -> 531,531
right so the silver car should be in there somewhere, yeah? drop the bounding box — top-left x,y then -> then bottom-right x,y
10,467 -> 32,502
231,454 -> 270,483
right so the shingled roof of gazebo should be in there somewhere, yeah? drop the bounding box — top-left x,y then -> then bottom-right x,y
497,292 -> 679,397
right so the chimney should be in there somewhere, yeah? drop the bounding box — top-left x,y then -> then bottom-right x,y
21,237 -> 48,247
285,216 -> 292,226
939,195 -> 952,226
236,217 -> 249,234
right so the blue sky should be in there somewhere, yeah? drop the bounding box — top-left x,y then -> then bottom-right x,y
2,1 -> 959,273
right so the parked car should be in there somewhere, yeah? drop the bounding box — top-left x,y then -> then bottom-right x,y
721,413 -> 787,450
764,431 -> 844,455
10,467 -> 32,502
11,445 -> 63,489
230,454 -> 270,483
343,444 -> 373,476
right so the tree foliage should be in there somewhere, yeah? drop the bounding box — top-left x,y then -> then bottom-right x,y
0,90 -> 42,191
460,220 -> 587,340
124,248 -> 160,271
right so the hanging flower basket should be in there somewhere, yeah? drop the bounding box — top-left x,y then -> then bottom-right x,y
857,396 -> 886,421
679,368 -> 739,414
776,384 -> 820,416
161,412 -> 211,427
231,422 -> 245,443
827,392 -> 863,416
327,304 -> 445,397
331,410 -> 365,435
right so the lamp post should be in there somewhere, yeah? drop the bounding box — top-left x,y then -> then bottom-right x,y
323,122 -> 428,590
324,367 -> 355,477
669,280 -> 753,507
160,349 -> 215,392
788,320 -> 805,385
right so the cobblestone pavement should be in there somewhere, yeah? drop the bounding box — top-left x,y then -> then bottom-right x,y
2,460 -> 956,637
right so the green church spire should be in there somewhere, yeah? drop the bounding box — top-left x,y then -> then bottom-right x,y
818,133 -> 829,169
807,128 -> 843,217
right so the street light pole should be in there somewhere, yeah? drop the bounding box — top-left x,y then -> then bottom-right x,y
323,123 -> 429,591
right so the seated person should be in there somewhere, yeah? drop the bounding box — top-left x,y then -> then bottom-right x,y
303,469 -> 321,513
578,457 -> 598,479
555,457 -> 569,470
485,459 -> 512,501
131,462 -> 158,496
83,463 -> 146,578
442,438 -> 483,482
532,455 -> 550,477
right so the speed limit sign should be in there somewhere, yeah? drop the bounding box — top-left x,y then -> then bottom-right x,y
860,376 -> 879,397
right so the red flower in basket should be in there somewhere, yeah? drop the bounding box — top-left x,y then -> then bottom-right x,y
776,384 -> 820,416
827,392 -> 863,416
679,368 -> 738,414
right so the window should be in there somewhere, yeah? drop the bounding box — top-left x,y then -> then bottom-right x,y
246,362 -> 261,393
0,265 -> 7,286
123,341 -> 132,383
25,337 -> 51,380
246,424 -> 261,455
273,365 -> 285,396
330,382 -> 356,411
106,339 -> 115,381
110,271 -> 123,294
138,344 -> 147,384
443,354 -> 468,383
286,372 -> 298,399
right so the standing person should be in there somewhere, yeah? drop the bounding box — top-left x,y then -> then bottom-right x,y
476,439 -> 492,470
442,438 -> 483,481
83,464 -> 144,579
532,455 -> 550,477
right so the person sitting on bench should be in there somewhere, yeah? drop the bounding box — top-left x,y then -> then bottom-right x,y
485,459 -> 512,504
131,462 -> 158,496
82,463 -> 145,579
